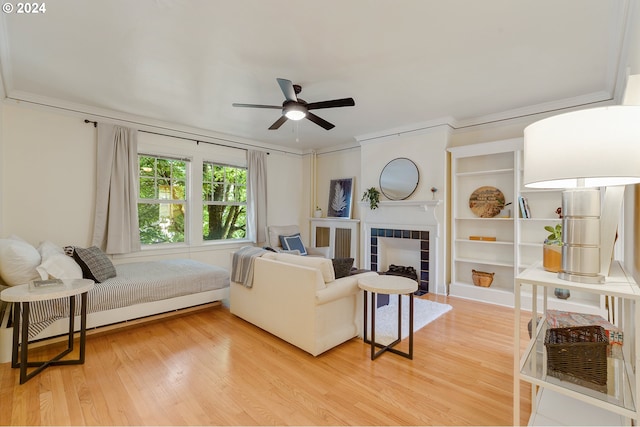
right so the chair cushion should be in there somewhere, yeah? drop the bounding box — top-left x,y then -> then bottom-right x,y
280,233 -> 307,256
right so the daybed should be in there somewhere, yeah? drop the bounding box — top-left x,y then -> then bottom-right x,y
230,251 -> 376,356
0,239 -> 229,363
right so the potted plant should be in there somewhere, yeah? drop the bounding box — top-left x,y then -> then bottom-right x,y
361,187 -> 380,210
313,206 -> 322,218
543,223 -> 570,299
543,224 -> 562,273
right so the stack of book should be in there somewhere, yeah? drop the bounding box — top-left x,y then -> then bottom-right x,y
518,196 -> 531,218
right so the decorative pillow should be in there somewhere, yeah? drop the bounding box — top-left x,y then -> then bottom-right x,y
71,246 -> 116,283
36,241 -> 82,280
332,258 -> 354,279
0,237 -> 41,286
279,233 -> 307,256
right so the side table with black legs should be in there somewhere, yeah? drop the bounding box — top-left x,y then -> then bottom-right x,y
358,275 -> 418,360
0,278 -> 94,384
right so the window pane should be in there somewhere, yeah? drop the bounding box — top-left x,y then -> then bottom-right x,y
212,183 -> 224,202
139,203 -> 185,244
173,162 -> 186,179
203,204 -> 246,240
139,157 -> 155,176
140,177 -> 156,199
173,180 -> 185,200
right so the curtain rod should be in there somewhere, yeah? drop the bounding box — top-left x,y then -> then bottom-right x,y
84,119 -> 272,155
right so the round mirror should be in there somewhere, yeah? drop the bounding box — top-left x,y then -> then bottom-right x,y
379,158 -> 419,200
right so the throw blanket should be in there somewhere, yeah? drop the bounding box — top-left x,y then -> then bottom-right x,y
232,246 -> 268,287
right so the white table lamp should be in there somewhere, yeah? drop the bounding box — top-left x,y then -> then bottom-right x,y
524,106 -> 640,283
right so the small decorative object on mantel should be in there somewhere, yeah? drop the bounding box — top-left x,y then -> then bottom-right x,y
430,187 -> 438,200
361,187 -> 380,210
472,269 -> 494,287
469,186 -> 505,218
314,206 -> 322,218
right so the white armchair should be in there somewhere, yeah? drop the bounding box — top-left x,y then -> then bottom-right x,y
266,224 -> 330,257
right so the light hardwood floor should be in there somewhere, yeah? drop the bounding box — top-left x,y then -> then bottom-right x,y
0,294 -> 532,425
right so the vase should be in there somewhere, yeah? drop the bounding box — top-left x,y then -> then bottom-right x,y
543,241 -> 562,273
313,210 -> 322,218
554,288 -> 570,299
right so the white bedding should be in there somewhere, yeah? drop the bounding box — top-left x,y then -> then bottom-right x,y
24,259 -> 229,338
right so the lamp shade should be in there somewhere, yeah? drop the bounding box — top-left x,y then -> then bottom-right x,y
524,106 -> 640,189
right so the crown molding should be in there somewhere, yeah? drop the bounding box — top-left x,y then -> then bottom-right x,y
4,90 -> 305,155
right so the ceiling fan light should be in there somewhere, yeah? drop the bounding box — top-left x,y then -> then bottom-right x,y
284,104 -> 307,121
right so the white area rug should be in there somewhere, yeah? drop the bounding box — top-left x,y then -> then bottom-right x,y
365,296 -> 452,345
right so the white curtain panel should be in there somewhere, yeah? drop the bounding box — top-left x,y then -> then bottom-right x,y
92,123 -> 141,254
246,150 -> 267,244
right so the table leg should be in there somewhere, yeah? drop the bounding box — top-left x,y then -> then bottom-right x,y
13,291 -> 90,384
11,302 -> 20,368
79,292 -> 88,363
371,291 -> 377,360
19,302 -> 30,384
408,293 -> 414,359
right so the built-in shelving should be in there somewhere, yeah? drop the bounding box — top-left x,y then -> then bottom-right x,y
448,139 -> 606,314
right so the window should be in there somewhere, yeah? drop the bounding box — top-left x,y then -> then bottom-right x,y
138,155 -> 188,244
202,162 -> 247,241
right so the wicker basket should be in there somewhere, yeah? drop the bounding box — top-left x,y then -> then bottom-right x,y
544,325 -> 608,391
472,270 -> 494,287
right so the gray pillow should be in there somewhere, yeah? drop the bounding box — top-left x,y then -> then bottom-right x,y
71,246 -> 116,283
332,258 -> 354,279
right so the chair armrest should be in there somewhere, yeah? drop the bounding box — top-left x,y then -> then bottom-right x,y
307,246 -> 330,258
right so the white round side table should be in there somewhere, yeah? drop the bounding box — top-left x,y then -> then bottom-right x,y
358,275 -> 418,360
0,278 -> 94,384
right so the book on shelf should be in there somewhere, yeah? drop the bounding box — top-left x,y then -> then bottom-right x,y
518,196 -> 531,218
522,196 -> 531,218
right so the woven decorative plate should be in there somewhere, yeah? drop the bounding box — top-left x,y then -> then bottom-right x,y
469,186 -> 505,218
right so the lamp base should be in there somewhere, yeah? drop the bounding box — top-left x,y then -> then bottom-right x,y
558,271 -> 604,284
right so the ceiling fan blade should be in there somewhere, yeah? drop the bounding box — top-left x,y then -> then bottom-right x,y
306,98 -> 355,110
232,103 -> 281,109
306,112 -> 335,130
276,78 -> 298,102
268,115 -> 288,130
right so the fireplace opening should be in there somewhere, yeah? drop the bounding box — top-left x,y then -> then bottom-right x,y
370,227 -> 429,296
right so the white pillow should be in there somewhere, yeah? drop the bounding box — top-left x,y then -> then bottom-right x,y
0,237 -> 42,286
36,241 -> 82,280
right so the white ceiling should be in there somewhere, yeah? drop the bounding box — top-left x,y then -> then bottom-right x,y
0,0 -> 634,151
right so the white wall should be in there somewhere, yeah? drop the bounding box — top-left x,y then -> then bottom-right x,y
0,103 -> 305,271
315,146 -> 362,221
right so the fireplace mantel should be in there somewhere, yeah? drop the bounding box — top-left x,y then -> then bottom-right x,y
359,200 -> 441,234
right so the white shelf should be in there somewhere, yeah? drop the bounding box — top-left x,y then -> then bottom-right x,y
514,262 -> 640,425
454,257 -> 514,268
456,168 -> 514,177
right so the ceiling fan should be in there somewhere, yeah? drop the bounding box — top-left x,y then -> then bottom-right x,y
232,78 -> 355,130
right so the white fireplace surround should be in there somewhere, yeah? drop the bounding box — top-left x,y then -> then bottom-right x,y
360,200 -> 443,294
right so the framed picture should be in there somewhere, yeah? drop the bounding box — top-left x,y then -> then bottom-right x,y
327,177 -> 354,218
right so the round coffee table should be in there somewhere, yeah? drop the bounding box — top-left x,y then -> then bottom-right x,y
358,275 -> 418,360
1,278 -> 94,384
